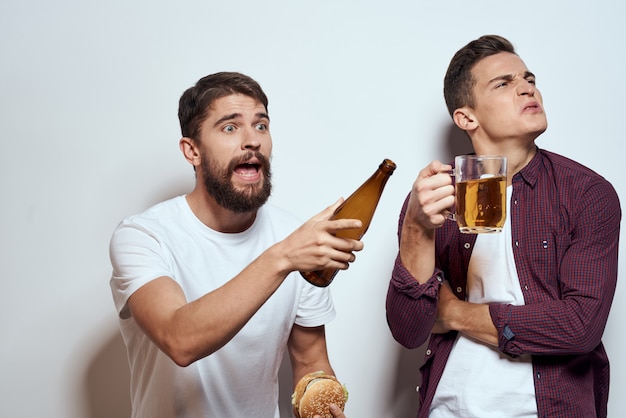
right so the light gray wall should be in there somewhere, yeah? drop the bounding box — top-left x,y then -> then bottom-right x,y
1,1 -> 624,417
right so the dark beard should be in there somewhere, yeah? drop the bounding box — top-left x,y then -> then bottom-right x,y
200,151 -> 272,213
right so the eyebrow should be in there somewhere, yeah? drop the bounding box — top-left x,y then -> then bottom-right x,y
213,112 -> 270,127
488,71 -> 536,85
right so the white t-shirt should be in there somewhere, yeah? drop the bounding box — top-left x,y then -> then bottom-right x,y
430,186 -> 537,417
109,196 -> 336,418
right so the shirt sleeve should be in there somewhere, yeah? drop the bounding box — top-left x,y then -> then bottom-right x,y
387,253 -> 444,349
109,218 -> 173,319
294,277 -> 336,328
385,193 -> 444,349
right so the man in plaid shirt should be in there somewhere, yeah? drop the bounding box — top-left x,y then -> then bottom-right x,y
386,35 -> 620,418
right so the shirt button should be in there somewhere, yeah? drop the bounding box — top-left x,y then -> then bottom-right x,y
426,349 -> 432,356
416,386 -> 420,393
464,243 -> 471,249
456,287 -> 462,293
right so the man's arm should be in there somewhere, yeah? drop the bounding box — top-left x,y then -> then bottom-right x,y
287,324 -> 334,384
125,200 -> 364,367
386,161 -> 459,348
399,161 -> 455,284
433,282 -> 498,346
287,324 -> 346,418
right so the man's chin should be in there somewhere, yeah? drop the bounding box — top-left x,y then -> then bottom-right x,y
220,199 -> 268,214
214,186 -> 271,214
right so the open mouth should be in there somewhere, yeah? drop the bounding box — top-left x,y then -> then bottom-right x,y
234,162 -> 261,179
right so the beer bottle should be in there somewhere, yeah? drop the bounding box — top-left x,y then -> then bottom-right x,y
301,158 -> 397,287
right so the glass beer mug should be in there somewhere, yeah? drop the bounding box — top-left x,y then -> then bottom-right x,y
447,155 -> 507,233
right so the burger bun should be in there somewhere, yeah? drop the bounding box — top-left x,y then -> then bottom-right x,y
292,371 -> 348,418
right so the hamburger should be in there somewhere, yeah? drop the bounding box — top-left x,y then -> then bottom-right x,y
292,370 -> 348,418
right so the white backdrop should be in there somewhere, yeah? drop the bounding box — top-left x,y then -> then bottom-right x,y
1,1 -> 624,417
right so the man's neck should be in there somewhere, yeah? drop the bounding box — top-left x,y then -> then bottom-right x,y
470,136 -> 538,185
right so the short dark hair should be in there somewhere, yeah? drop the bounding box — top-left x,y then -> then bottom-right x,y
178,72 -> 269,142
443,35 -> 516,117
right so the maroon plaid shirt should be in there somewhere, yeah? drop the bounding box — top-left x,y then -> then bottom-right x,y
386,149 -> 620,418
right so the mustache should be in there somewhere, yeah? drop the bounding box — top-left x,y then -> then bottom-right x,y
228,151 -> 270,172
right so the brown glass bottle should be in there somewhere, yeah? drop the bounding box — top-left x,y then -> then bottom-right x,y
300,158 -> 397,287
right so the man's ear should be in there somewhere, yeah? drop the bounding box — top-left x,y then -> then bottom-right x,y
452,107 -> 478,132
179,137 -> 201,167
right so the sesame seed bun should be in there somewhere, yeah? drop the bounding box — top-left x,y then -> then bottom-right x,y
292,371 -> 348,418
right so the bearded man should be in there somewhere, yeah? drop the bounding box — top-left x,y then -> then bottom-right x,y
110,72 -> 358,418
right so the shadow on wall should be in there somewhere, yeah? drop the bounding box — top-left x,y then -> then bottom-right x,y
278,351 -> 295,417
442,122 -> 473,161
388,343 -> 428,416
83,330 -> 131,418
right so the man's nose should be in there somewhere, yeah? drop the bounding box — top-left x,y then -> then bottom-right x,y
518,80 -> 536,96
242,128 -> 262,150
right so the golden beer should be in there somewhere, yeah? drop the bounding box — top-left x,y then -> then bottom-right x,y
456,175 -> 506,233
